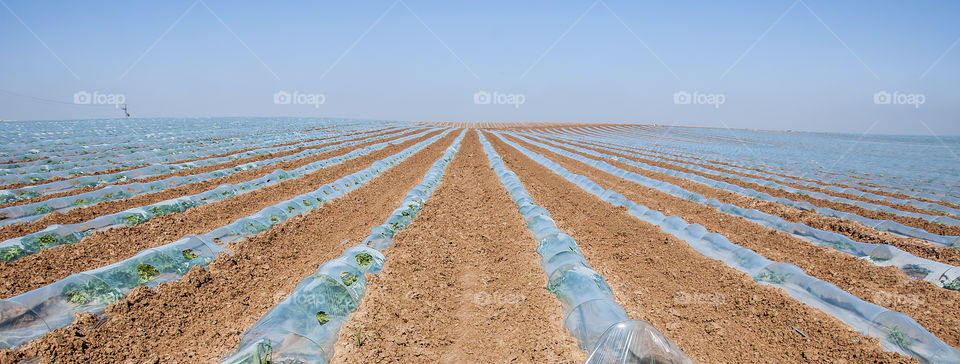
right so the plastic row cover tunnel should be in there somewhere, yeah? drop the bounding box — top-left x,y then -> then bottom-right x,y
0,128 -> 415,227
492,133 -> 960,363
506,133 -> 960,291
0,121 -> 401,186
0,130 -> 451,349
550,127 -> 960,206
478,132 -> 693,364
0,125 -> 363,184
0,126 -> 407,203
0,118 -> 375,170
221,130 -> 465,364
0,129 -> 438,263
545,132 -> 960,248
0,125 -> 354,188
533,131 -> 960,227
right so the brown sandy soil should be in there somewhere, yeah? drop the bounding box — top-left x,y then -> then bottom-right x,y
541,128 -> 960,215
0,129 -> 458,364
528,136 -> 960,266
0,131 -> 446,299
544,136 -> 960,237
0,126 -> 372,191
332,130 -> 583,363
0,127 -> 404,209
0,129 -> 420,241
503,135 -> 960,350
485,132 -> 913,363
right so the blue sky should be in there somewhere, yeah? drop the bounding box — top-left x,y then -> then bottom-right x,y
1,0 -> 957,135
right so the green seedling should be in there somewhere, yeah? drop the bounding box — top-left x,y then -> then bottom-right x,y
34,205 -> 53,214
340,271 -> 358,286
17,191 -> 41,199
66,291 -> 89,304
754,272 -> 788,284
269,214 -> 280,223
301,199 -> 311,206
888,326 -> 913,348
256,340 -> 273,364
944,277 -> 960,291
124,214 -> 146,226
316,311 -> 331,325
74,199 -> 87,206
182,249 -> 199,260
355,253 -> 374,268
287,206 -> 296,213
546,279 -> 562,295
61,279 -> 119,306
0,246 -> 25,262
37,234 -> 59,247
353,327 -> 366,347
137,263 -> 159,283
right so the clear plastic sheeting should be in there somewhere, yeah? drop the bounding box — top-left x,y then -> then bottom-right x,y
505,133 -> 960,291
0,128 -> 414,226
477,132 -> 692,363
0,129 -> 452,349
222,130 -> 465,363
539,126 -> 960,207
0,121 -> 403,196
526,131 -> 960,239
585,320 -> 693,364
0,129 -> 437,263
490,132 -> 960,363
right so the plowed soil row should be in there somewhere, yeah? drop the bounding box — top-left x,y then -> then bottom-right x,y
542,135 -> 960,237
485,133 -> 911,363
542,128 -> 960,214
0,131 -> 443,298
332,130 -> 583,363
0,129 -> 458,363
0,128 -> 404,209
0,129 -> 420,241
503,135 -> 960,350
530,136 -> 960,266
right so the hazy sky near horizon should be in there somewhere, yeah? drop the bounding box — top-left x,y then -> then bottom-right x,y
1,0 -> 957,135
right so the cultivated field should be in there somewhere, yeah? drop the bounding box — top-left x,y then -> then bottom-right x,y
0,119 -> 958,363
